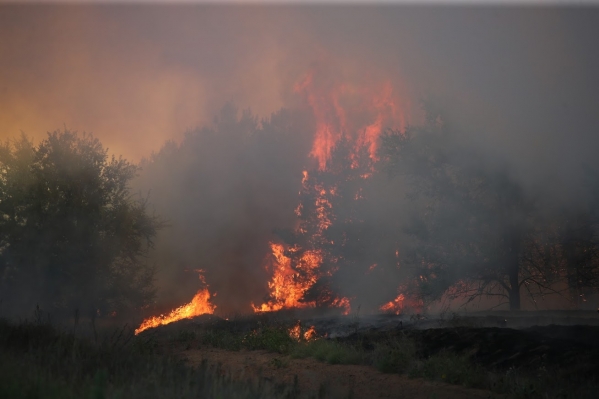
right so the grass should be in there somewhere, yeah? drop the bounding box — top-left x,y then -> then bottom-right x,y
291,339 -> 365,365
5,313 -> 596,399
167,320 -> 598,399
0,317 -> 309,399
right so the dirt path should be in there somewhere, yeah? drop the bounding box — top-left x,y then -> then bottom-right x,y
182,348 -> 505,399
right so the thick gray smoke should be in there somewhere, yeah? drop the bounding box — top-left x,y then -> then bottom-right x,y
2,4 -> 599,314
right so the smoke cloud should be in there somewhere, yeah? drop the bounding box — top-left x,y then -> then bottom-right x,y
2,4 -> 599,314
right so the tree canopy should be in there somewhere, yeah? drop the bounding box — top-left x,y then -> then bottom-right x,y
378,114 -> 599,310
0,131 -> 162,317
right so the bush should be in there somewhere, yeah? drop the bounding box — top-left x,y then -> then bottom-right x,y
373,334 -> 417,373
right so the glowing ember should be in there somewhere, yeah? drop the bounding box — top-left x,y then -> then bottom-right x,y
380,294 -> 405,315
135,288 -> 216,335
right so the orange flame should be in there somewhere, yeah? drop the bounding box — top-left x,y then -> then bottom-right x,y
331,297 -> 351,315
253,242 -> 351,314
380,294 -> 405,315
295,69 -> 411,170
135,288 -> 216,335
255,68 -> 411,314
288,321 -> 318,341
303,325 -> 317,340
252,243 -> 321,312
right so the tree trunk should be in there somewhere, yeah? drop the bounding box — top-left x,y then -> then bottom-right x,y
505,251 -> 522,310
508,275 -> 521,310
506,233 -> 522,311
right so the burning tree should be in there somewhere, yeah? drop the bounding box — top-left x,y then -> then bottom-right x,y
0,131 -> 162,317
256,136 -> 407,313
253,66 -> 416,314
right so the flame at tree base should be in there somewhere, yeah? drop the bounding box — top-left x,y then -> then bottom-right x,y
135,288 -> 216,335
252,242 -> 352,315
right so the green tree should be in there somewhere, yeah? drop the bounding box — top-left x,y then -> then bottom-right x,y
0,131 -> 162,317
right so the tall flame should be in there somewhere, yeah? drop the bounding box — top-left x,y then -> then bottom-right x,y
295,69 -> 411,170
256,68 -> 412,315
252,243 -> 321,312
139,65 -> 414,322
135,288 -> 216,335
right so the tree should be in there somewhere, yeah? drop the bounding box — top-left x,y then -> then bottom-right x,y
275,136 -> 404,310
379,118 -> 558,310
555,167 -> 599,305
134,105 -> 311,313
0,131 -> 162,317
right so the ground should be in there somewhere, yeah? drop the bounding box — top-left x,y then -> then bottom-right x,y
183,347 -> 504,399
125,310 -> 591,398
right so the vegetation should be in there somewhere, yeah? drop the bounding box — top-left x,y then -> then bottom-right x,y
0,317 -> 308,399
142,316 -> 598,399
0,131 -> 163,317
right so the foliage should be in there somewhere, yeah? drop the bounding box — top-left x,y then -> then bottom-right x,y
0,131 -> 163,316
373,333 -> 417,373
275,136 -> 404,310
241,324 -> 296,353
135,105 -> 311,312
292,338 -> 365,365
378,112 -> 599,309
0,317 -> 298,399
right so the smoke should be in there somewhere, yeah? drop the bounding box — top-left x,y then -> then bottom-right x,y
2,4 -> 599,313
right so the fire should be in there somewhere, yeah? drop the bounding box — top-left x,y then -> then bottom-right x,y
331,297 -> 351,315
135,288 -> 216,335
380,294 -> 405,315
252,243 -> 321,312
288,321 -> 318,341
303,325 -> 317,340
255,68 -> 412,315
295,68 -> 411,170
140,64 -> 413,321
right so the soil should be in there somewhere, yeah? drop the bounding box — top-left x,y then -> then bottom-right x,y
182,347 -> 504,399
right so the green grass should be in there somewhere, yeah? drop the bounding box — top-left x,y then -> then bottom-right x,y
372,334 -> 417,374
291,339 -> 365,365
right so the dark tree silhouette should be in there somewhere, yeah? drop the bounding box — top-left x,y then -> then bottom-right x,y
378,117 -> 558,310
0,131 -> 162,317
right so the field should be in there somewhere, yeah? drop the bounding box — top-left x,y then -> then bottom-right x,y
1,310 -> 598,399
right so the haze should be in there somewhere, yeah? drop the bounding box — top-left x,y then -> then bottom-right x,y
2,3 -> 599,314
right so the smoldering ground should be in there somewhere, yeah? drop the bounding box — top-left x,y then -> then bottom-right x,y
1,4 -> 599,316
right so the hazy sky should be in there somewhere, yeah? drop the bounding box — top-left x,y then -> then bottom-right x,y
1,4 -> 598,188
